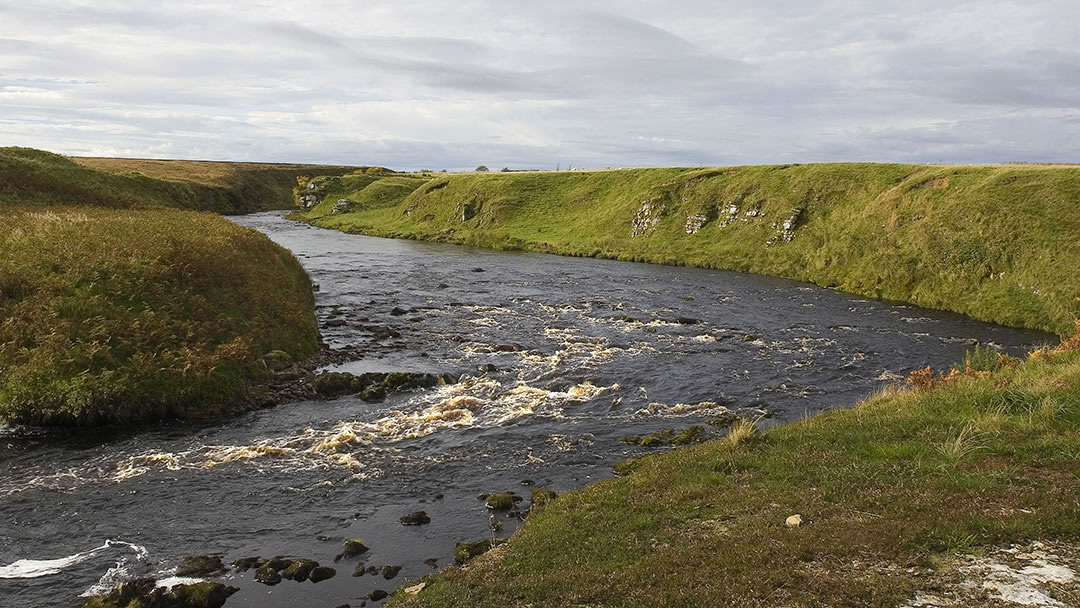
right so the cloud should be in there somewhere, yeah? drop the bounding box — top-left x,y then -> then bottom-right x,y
1,0 -> 1079,168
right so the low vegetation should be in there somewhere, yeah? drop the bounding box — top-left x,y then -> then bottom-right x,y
0,206 -> 318,425
394,331 -> 1080,607
0,147 -> 330,426
299,163 -> 1080,335
2,147 -> 357,214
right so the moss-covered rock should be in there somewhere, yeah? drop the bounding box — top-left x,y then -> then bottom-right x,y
81,579 -> 238,608
485,492 -> 516,511
261,350 -> 292,372
231,556 -> 260,572
341,539 -> 369,559
175,555 -> 225,577
281,558 -> 319,582
530,488 -> 558,510
454,539 -> 507,564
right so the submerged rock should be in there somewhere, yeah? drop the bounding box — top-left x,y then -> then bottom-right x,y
176,555 -> 225,577
400,511 -> 431,525
368,589 -> 388,601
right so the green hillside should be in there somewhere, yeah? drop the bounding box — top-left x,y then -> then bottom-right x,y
300,164 -> 1080,335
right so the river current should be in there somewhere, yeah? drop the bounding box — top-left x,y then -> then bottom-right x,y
0,212 -> 1054,607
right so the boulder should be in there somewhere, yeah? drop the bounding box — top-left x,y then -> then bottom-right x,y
309,566 -> 336,583
176,555 -> 225,577
379,564 -> 401,579
281,559 -> 319,582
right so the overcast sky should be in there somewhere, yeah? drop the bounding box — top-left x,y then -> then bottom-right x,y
2,1 -> 1079,169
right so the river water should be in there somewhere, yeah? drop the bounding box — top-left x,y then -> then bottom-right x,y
0,212 -> 1054,608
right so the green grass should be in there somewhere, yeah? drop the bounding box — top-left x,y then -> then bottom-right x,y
0,147 -> 328,426
1,147 -> 357,214
393,337 -> 1080,607
0,206 -> 319,425
299,164 -> 1080,335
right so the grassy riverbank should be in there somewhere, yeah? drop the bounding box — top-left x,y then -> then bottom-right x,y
0,206 -> 319,425
299,163 -> 1080,336
1,147 -> 357,214
395,334 -> 1080,607
0,147 -> 334,426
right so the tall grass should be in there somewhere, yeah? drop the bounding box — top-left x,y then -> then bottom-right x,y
0,206 -> 318,425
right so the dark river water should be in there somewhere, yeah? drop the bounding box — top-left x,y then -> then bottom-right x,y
0,212 -> 1055,608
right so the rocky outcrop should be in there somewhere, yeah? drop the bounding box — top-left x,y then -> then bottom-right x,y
767,207 -> 805,246
631,199 -> 665,237
81,580 -> 238,608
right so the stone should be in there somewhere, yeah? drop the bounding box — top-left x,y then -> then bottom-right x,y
332,199 -> 353,214
176,555 -> 225,577
423,557 -> 439,568
231,557 -> 261,572
685,214 -> 708,234
786,514 -> 803,528
454,539 -> 507,564
631,199 -> 665,237
404,582 -> 426,595
379,564 -> 401,579
309,566 -> 336,583
261,350 -> 292,372
254,564 -> 282,585
400,511 -> 431,525
368,589 -> 388,601
341,539 -> 369,559
485,492 -> 515,510
281,558 -> 319,582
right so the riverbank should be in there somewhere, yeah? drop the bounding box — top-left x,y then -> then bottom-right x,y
0,148 -> 350,426
0,206 -> 320,425
298,163 -> 1080,336
393,331 -> 1080,607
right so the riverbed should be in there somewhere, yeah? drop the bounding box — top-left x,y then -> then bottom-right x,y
0,211 -> 1054,608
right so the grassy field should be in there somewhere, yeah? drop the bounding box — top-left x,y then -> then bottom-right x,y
0,206 -> 319,425
0,147 -> 330,426
394,334 -> 1080,607
0,147 -> 357,214
300,163 -> 1080,336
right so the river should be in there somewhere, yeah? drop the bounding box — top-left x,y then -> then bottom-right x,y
0,211 -> 1054,608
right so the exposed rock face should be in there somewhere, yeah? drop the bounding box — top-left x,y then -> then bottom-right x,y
331,199 -> 353,214
455,199 -> 479,222
767,207 -> 805,246
631,199 -> 665,237
718,203 -> 741,228
685,214 -> 708,234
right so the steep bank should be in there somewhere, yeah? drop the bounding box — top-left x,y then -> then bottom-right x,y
298,163 -> 1080,335
1,147 -> 359,214
0,148 -> 330,426
0,206 -> 319,426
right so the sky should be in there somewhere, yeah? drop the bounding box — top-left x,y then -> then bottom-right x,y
2,0 -> 1079,170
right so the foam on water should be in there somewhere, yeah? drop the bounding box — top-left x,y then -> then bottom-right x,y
1,540 -> 146,580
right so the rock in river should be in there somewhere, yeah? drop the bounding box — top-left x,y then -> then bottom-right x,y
400,510 -> 431,525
